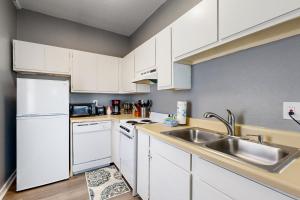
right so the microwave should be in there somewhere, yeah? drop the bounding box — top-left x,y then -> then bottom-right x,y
69,103 -> 96,117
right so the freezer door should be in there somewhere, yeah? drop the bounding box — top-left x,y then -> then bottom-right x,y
17,78 -> 69,116
17,115 -> 69,191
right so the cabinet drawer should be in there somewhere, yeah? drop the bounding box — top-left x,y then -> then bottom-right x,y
151,137 -> 190,171
192,155 -> 294,200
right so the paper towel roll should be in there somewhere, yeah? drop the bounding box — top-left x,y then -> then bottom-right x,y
177,101 -> 187,125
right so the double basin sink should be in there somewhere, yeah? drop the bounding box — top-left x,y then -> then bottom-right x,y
161,128 -> 300,173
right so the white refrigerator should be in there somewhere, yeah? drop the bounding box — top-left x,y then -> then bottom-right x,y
17,78 -> 69,191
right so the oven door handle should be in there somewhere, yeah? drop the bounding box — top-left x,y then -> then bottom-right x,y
120,131 -> 133,139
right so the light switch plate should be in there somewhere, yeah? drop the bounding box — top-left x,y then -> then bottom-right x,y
283,102 -> 300,120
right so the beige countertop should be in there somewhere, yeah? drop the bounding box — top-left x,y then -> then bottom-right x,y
70,114 -> 140,123
137,123 -> 300,199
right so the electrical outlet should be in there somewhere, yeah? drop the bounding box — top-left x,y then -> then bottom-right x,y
283,102 -> 300,120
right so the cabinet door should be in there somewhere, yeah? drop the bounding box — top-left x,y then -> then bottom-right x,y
112,122 -> 120,168
157,27 -> 172,89
193,177 -> 232,200
97,55 -> 119,93
219,0 -> 300,39
192,155 -> 294,200
135,37 -> 156,73
45,45 -> 70,74
137,132 -> 150,200
172,0 -> 218,59
150,152 -> 190,200
120,52 -> 136,93
13,40 -> 45,71
71,50 -> 97,92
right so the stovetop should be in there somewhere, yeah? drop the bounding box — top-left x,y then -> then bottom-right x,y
123,118 -> 156,126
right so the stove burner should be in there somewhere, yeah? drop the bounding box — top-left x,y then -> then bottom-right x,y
126,120 -> 138,125
141,119 -> 152,123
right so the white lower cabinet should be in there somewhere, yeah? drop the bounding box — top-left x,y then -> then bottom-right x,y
111,121 -> 120,169
193,177 -> 232,200
137,131 -> 296,200
137,132 -> 150,200
137,131 -> 191,200
192,155 -> 295,200
150,152 -> 190,200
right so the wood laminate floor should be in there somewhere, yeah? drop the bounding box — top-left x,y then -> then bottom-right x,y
4,174 -> 141,200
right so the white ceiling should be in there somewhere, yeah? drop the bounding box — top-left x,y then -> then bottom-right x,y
17,0 -> 167,36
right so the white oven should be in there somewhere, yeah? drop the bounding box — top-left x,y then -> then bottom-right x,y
119,124 -> 137,196
119,112 -> 169,197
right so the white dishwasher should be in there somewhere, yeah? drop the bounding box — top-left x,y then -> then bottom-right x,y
72,121 -> 112,174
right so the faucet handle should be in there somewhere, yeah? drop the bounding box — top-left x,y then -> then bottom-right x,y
244,134 -> 264,144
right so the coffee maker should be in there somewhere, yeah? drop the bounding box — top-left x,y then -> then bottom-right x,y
112,100 -> 121,115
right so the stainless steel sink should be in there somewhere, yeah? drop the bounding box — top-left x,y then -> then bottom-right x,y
161,127 -> 225,144
205,137 -> 300,172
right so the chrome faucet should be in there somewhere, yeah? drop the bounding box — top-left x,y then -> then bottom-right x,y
203,109 -> 236,136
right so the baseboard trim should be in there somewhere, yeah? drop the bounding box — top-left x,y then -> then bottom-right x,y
0,170 -> 16,200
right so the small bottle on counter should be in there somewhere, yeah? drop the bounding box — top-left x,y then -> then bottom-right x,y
106,106 -> 112,115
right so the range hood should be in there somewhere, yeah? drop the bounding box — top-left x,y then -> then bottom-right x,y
132,68 -> 157,84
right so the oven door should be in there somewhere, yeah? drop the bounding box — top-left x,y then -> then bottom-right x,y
120,129 -> 136,191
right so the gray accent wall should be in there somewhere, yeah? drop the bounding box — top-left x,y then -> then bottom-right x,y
16,9 -> 131,105
130,0 -> 201,50
131,35 -> 300,132
0,0 -> 16,189
17,9 -> 130,57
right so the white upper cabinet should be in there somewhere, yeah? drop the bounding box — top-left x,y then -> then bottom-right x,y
13,40 -> 71,75
13,40 -> 45,72
96,55 -> 119,93
120,52 -> 136,93
219,0 -> 300,39
120,52 -> 150,93
71,50 -> 97,92
156,27 -> 172,89
134,37 -> 156,73
172,0 -> 218,59
156,27 -> 191,90
45,45 -> 70,74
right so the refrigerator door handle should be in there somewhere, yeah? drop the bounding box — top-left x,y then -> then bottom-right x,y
17,113 -> 68,118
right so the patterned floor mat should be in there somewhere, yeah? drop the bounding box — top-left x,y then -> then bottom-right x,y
85,165 -> 130,200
